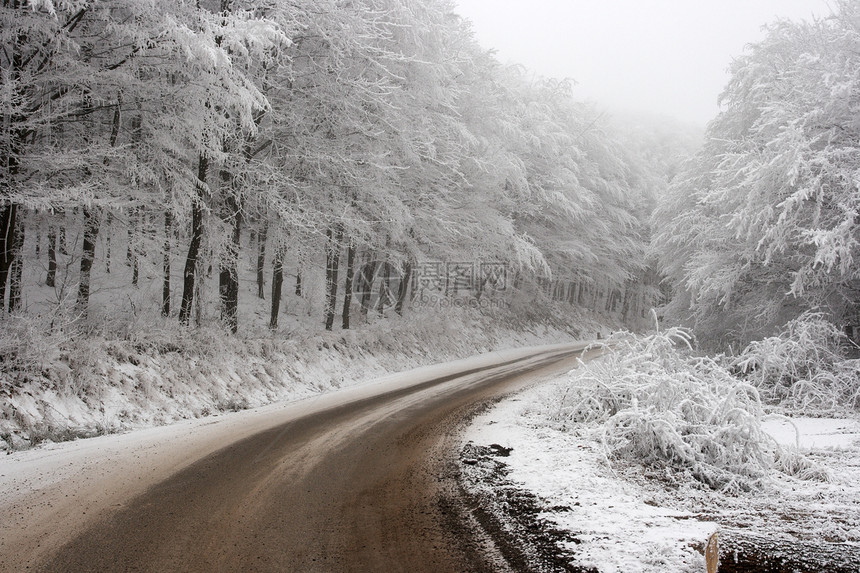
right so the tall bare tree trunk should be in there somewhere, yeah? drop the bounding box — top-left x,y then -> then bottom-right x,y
621,282 -> 634,323
59,224 -> 67,256
377,262 -> 390,316
323,224 -> 343,331
341,240 -> 355,329
46,226 -> 57,288
130,210 -> 144,288
194,256 -> 205,327
75,207 -> 100,318
9,213 -> 24,312
257,221 -> 267,299
0,204 -> 17,310
129,209 -> 143,288
359,258 -> 377,320
218,189 -> 240,334
104,213 -> 111,273
179,154 -> 208,326
270,246 -> 283,330
395,261 -> 412,316
131,237 -> 139,287
162,211 -> 172,317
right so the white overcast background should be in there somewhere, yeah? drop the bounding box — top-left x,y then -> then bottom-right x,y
454,0 -> 834,125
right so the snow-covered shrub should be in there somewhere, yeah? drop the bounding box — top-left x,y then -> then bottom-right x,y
0,315 -> 64,388
732,313 -> 860,414
538,329 -> 816,492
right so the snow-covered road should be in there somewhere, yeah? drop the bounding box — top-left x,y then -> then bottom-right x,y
0,341 -> 595,572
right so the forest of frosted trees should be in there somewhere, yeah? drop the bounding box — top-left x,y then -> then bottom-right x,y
1,0 -> 690,340
2,0 -> 859,357
3,3 -> 860,524
656,1 -> 860,349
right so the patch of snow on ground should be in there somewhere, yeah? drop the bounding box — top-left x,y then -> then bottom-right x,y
467,395 -> 716,573
465,378 -> 860,573
762,416 -> 860,450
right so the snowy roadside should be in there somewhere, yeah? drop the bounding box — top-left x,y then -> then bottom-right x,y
0,308 -> 590,451
461,368 -> 860,573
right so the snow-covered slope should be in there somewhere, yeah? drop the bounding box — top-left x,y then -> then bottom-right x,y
0,308 -> 585,450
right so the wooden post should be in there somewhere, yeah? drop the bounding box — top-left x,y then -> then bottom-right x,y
706,532 -> 718,573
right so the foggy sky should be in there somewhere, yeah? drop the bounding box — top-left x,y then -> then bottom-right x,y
454,0 -> 834,125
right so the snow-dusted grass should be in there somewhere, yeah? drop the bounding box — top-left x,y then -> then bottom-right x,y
0,307 -> 580,450
464,327 -> 860,572
528,328 -> 824,493
466,392 -> 860,573
733,313 -> 860,415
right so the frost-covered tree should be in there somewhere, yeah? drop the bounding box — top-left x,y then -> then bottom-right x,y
168,1 -> 287,328
260,0 -> 416,330
0,0 -> 286,321
654,1 -> 860,345
475,68 -> 653,316
0,0 -> 126,313
263,0 -> 488,330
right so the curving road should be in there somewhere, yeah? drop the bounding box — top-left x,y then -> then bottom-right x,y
20,343 -> 596,573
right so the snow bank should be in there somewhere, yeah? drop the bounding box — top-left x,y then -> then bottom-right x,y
0,307 -> 579,451
467,397 -> 717,573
